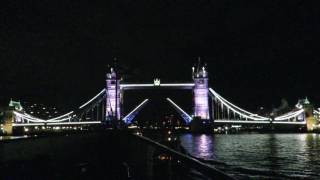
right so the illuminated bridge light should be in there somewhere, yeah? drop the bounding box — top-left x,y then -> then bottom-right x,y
79,89 -> 106,109
166,98 -> 192,123
123,99 -> 149,124
120,83 -> 195,90
209,88 -> 270,121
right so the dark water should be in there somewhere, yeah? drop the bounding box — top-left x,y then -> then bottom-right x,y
180,133 -> 320,179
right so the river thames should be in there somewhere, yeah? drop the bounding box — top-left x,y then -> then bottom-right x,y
180,133 -> 320,179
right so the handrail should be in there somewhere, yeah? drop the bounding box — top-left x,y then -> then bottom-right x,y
132,134 -> 236,180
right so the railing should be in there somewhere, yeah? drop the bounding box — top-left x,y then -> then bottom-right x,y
124,133 -> 236,180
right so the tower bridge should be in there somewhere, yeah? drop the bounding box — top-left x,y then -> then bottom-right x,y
2,63 -> 312,134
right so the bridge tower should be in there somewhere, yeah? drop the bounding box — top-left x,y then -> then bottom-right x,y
192,65 -> 210,120
106,67 -> 121,121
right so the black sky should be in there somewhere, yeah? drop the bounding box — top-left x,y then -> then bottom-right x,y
0,0 -> 319,112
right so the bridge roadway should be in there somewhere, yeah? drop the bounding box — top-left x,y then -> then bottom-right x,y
12,119 -> 306,127
12,121 -> 102,127
120,83 -> 195,90
214,119 -> 306,125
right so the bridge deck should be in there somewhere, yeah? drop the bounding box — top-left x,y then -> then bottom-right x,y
12,121 -> 101,127
214,120 -> 306,125
120,83 -> 195,90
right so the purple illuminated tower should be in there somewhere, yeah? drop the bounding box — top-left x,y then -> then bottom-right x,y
106,67 -> 121,121
193,65 -> 210,120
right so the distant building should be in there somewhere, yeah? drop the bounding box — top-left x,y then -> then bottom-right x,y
295,97 -> 313,116
8,99 -> 23,111
295,97 -> 317,131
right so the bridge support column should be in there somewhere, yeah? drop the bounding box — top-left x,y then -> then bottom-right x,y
306,109 -> 316,132
106,67 -> 121,121
3,110 -> 14,135
192,66 -> 210,120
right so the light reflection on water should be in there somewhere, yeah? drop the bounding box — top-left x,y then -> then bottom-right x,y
0,135 -> 29,141
180,133 -> 320,179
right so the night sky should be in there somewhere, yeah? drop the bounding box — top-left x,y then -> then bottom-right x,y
0,1 -> 319,113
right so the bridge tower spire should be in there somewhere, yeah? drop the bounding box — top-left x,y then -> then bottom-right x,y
106,66 -> 121,121
192,61 -> 210,120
